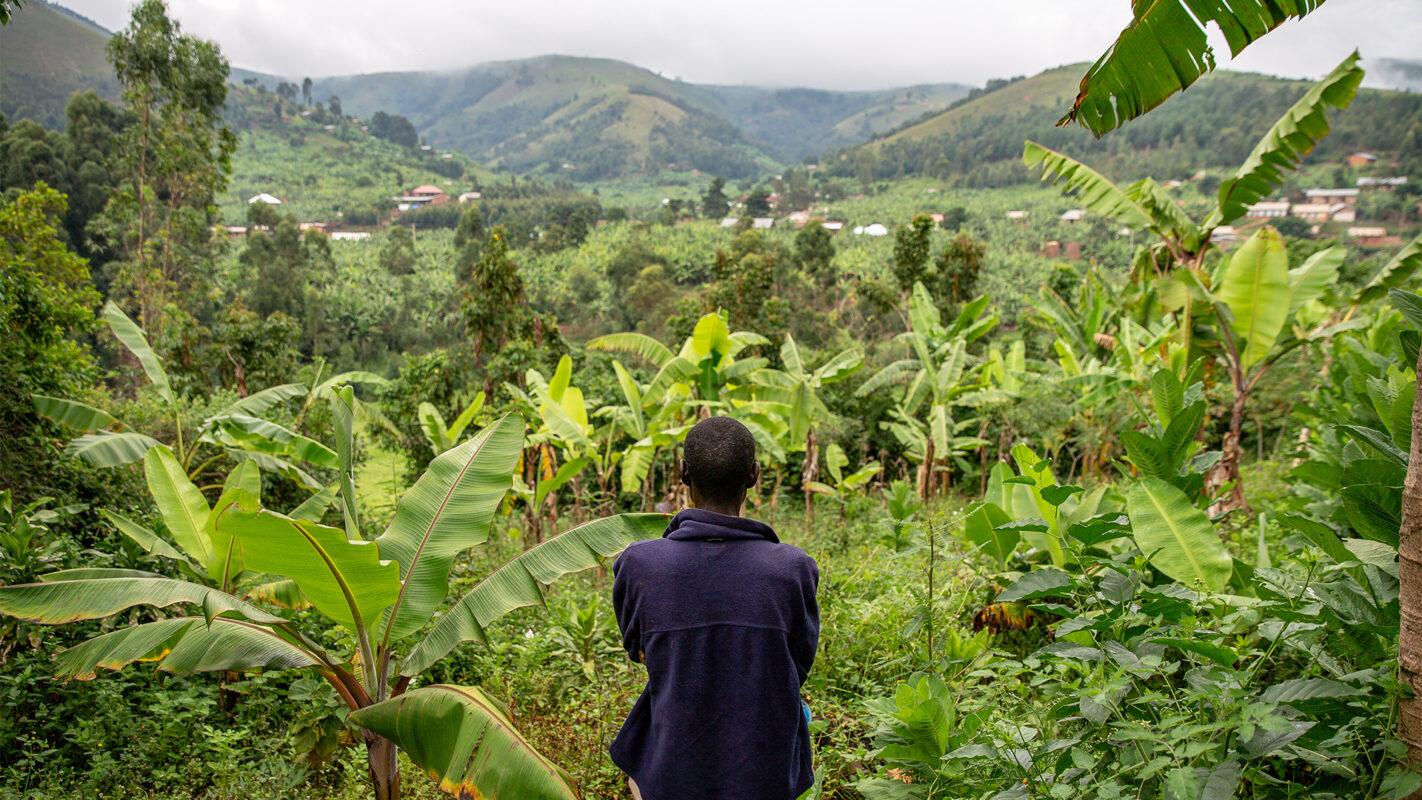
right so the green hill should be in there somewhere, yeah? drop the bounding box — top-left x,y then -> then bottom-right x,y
0,0 -> 121,128
837,63 -> 1422,187
308,56 -> 970,177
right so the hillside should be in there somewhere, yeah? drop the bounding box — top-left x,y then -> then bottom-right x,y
310,56 -> 968,178
1370,58 -> 1422,92
0,0 -> 121,128
841,63 -> 1422,187
218,84 -> 497,225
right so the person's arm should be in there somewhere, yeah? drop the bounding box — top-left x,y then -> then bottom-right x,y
789,556 -> 820,681
612,549 -> 643,663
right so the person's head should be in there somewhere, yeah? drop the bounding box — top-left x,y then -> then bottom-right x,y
680,416 -> 760,515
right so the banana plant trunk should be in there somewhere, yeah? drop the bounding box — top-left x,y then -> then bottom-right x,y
802,429 -> 818,525
364,730 -> 401,800
1398,343 -> 1422,770
1211,383 -> 1251,514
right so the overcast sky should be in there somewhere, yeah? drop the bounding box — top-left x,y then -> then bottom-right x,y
54,0 -> 1422,90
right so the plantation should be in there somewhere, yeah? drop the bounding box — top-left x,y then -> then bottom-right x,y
3,1 -> 1422,799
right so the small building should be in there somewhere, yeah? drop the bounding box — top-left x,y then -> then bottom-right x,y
720,217 -> 739,228
247,192 -> 281,205
1064,241 -> 1081,260
1041,241 -> 1060,258
1348,227 -> 1402,247
853,223 -> 888,236
821,221 -> 844,233
420,145 -> 433,152
1246,201 -> 1290,218
1210,226 -> 1239,245
928,213 -> 945,224
1304,188 -> 1359,206
299,222 -> 328,232
222,225 -> 248,237
751,217 -> 775,230
323,124 -> 336,132
441,153 -> 454,160
1163,180 -> 1184,189
329,231 -> 371,241
786,211 -> 812,227
1059,209 -> 1087,223
1357,177 -> 1408,189
1346,152 -> 1378,167
1290,202 -> 1354,223
458,191 -> 482,203
1006,210 -> 1028,222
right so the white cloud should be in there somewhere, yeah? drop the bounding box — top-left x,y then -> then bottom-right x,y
55,0 -> 1422,89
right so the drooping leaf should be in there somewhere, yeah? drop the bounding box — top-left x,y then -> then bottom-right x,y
330,385 -> 360,541
1216,227 -> 1291,371
220,493 -> 400,632
586,332 -> 674,367
375,415 -> 523,644
418,402 -> 451,454
1287,246 -> 1344,317
290,484 -> 340,523
31,395 -> 117,431
1127,478 -> 1232,591
210,383 -> 307,420
1062,1 -> 1334,136
997,569 -> 1073,603
104,301 -> 173,404
64,431 -> 164,467
400,514 -> 666,676
350,685 -> 578,800
1356,234 -> 1422,304
0,576 -> 283,625
964,503 -> 1018,566
101,509 -> 188,564
1206,51 -> 1363,229
1152,637 -> 1239,667
54,617 -> 316,680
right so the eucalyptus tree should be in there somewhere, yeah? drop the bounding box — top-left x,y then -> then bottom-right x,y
0,392 -> 665,800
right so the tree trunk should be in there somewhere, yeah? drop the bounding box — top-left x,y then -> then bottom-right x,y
1208,386 -> 1250,514
1398,344 -> 1422,769
802,429 -> 818,525
364,731 -> 401,800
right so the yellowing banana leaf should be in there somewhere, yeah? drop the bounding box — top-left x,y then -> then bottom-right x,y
54,617 -> 317,680
350,685 -> 577,800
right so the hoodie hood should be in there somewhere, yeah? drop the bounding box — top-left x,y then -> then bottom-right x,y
663,508 -> 779,544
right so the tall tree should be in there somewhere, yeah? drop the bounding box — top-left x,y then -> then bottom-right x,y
94,0 -> 237,334
701,176 -> 729,219
892,214 -> 934,295
794,218 -> 836,296
301,77 -> 312,105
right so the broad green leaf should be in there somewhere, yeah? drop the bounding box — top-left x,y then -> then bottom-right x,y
689,313 -> 733,364
0,576 -> 283,625
418,402 -> 450,454
400,514 -> 666,676
1360,233 -> 1422,304
311,370 -> 389,402
1024,142 -> 1153,229
1151,637 -> 1239,667
909,282 -> 941,336
1216,227 -> 1290,371
376,415 -> 523,644
815,348 -> 862,384
610,361 -> 645,436
330,385 -> 360,541
54,617 -> 316,680
350,685 -> 577,800
101,509 -> 188,564
222,460 -> 262,501
780,334 -> 805,378
546,355 -> 573,402
964,503 -> 1018,566
31,395 -> 116,431
824,443 -> 848,485
446,393 -> 485,441
535,456 -> 590,509
1207,51 -> 1363,229
104,301 -> 173,404
65,431 -> 164,467
1061,0 -> 1332,136
997,568 -> 1073,602
144,446 -> 215,569
220,494 -> 400,632
244,578 -> 310,609
1260,677 -> 1366,704
210,383 -> 306,420
289,484 -> 339,522
1392,288 -> 1422,332
585,332 -> 673,367
1127,478 -> 1232,591
216,414 -> 338,468
1150,369 -> 1184,426
1287,246 -> 1343,317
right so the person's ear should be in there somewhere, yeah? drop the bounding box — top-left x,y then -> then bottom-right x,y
748,461 -> 760,489
680,458 -> 691,487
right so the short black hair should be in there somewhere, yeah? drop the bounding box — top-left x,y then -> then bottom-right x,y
683,416 -> 757,505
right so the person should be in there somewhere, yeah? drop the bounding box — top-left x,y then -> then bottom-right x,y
610,416 -> 820,800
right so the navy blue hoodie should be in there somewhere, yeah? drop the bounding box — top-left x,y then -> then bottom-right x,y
610,509 -> 819,800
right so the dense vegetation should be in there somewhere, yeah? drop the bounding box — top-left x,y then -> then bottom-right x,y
3,2 -> 1422,800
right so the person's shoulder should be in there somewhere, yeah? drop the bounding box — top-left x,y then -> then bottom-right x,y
613,538 -> 662,573
764,539 -> 818,573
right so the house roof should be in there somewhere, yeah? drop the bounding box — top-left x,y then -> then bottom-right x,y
1247,201 -> 1290,212
1059,209 -> 1087,221
247,193 -> 281,205
411,185 -> 445,195
1305,188 -> 1359,197
1357,177 -> 1408,186
1348,227 -> 1388,238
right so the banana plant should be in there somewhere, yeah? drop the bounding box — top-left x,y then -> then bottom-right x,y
806,443 -> 881,518
858,284 -> 995,497
753,334 -> 861,523
1027,52 -> 1365,276
1173,230 -> 1357,511
418,392 -> 485,457
0,391 -> 667,800
31,302 -> 382,490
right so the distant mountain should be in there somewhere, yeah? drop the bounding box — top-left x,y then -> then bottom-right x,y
308,56 -> 970,179
840,64 -> 1422,186
0,0 -> 121,128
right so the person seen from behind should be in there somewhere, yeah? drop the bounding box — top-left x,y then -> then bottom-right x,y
610,416 -> 820,800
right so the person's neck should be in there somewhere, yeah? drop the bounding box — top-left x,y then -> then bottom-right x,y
691,500 -> 743,518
